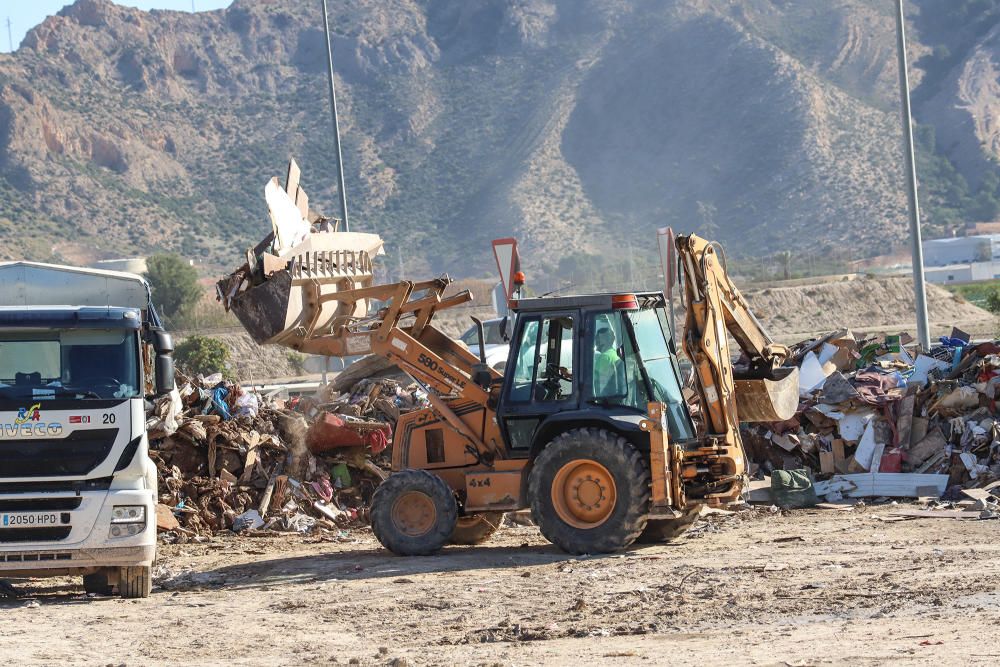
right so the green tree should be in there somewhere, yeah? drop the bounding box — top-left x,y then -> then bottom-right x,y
174,336 -> 231,377
145,254 -> 203,325
986,289 -> 1000,315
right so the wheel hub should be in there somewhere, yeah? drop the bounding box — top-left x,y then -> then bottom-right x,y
551,459 -> 617,529
391,491 -> 437,537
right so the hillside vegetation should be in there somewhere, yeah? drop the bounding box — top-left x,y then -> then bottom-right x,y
0,0 -> 993,278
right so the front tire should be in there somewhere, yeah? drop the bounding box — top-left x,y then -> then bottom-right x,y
83,570 -> 113,596
118,566 -> 151,599
371,469 -> 458,556
528,428 -> 650,554
450,512 -> 504,545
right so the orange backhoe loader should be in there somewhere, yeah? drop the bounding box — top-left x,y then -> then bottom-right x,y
218,166 -> 798,555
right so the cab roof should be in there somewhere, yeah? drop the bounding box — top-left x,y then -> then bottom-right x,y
511,291 -> 663,313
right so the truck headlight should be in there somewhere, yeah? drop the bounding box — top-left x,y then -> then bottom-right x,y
109,523 -> 144,537
111,506 -> 146,524
109,506 -> 146,538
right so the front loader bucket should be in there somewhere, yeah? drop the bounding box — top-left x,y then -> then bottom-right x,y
230,271 -> 294,344
734,366 -> 799,423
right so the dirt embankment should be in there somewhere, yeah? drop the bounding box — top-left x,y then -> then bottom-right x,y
744,275 -> 996,341
191,275 -> 997,382
175,332 -> 305,383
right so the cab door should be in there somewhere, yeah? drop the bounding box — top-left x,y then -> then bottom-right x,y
497,312 -> 579,455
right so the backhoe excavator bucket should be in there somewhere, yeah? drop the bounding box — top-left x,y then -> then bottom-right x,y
733,366 -> 800,423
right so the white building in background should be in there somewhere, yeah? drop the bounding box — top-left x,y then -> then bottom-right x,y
921,235 -> 1000,284
89,257 -> 148,274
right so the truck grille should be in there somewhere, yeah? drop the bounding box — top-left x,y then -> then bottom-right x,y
0,552 -> 73,562
0,497 -> 82,512
0,527 -> 72,543
0,429 -> 118,478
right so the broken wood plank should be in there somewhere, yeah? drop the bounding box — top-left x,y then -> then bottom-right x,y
896,395 -> 915,447
909,428 -> 947,468
909,416 -> 928,448
239,445 -> 260,485
916,451 -> 947,474
887,509 -> 985,520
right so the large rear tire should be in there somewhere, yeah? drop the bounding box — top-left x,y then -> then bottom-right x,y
637,504 -> 701,543
450,512 -> 504,545
528,428 -> 650,555
371,469 -> 457,556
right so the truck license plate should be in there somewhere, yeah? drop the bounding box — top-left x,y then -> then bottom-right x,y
1,513 -> 60,528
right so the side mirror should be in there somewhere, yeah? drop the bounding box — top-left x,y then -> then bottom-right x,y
155,354 -> 175,396
500,316 -> 512,343
151,330 -> 174,355
151,330 -> 175,396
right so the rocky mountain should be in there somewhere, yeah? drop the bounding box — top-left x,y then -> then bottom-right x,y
0,0 -> 990,276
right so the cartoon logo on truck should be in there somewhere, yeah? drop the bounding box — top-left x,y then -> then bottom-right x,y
14,403 -> 41,425
5,403 -> 62,437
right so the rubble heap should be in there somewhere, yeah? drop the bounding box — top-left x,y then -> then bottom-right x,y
147,368 -> 428,540
741,328 -> 1000,503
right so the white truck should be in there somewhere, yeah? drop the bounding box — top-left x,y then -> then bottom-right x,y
0,262 -> 174,598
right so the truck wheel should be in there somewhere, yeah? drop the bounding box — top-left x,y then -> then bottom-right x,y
450,512 -> 504,545
371,469 -> 457,556
118,566 -> 151,599
637,504 -> 701,543
528,428 -> 650,555
83,570 -> 113,596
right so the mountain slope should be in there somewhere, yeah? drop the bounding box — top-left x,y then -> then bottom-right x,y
0,0 -> 966,274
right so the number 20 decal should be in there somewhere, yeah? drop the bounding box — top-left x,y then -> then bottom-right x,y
103,413 -> 116,424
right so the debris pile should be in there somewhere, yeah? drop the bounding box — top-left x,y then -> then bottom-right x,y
741,328 -> 1000,505
146,368 -> 426,540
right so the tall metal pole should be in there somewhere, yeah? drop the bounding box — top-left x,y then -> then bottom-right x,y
6,18 -> 12,53
895,0 -> 930,350
321,0 -> 350,231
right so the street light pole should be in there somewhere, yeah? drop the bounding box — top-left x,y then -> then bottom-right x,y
895,0 -> 930,350
321,0 -> 350,231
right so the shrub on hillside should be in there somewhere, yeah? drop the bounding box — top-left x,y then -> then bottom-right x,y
174,336 -> 231,377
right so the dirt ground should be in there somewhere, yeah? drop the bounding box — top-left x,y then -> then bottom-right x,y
4,506 -> 1000,666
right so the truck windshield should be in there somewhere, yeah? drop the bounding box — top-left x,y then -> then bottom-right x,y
0,330 -> 140,400
626,307 -> 695,441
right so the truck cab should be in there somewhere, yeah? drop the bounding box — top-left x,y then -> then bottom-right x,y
0,263 -> 174,598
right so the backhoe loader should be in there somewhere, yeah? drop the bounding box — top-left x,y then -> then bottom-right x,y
218,164 -> 798,555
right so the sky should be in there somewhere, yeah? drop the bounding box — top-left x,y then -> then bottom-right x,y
0,1 -> 233,53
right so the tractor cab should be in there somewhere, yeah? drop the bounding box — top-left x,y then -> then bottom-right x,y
496,292 -> 695,457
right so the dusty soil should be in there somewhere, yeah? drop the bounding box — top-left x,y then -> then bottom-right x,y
3,506 -> 1000,665
745,275 -> 997,342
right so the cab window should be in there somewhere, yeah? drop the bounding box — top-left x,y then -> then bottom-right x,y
508,316 -> 574,402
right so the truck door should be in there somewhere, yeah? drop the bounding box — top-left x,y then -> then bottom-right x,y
498,312 -> 578,454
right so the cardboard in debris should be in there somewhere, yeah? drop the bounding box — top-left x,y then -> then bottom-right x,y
820,372 -> 860,404
832,439 -> 848,474
819,449 -> 835,474
853,421 -> 878,470
908,428 -> 947,467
